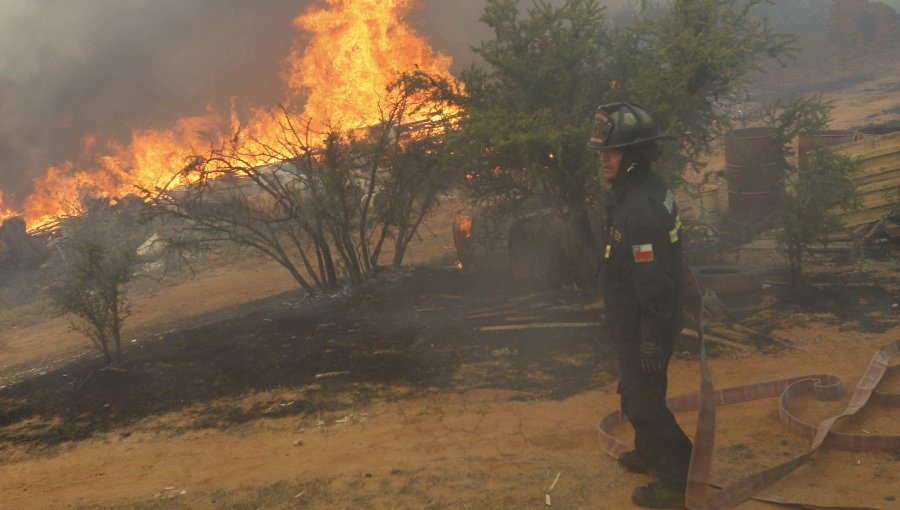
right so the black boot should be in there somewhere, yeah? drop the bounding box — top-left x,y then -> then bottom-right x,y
617,450 -> 649,474
631,480 -> 685,509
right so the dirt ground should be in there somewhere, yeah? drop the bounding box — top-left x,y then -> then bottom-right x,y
2,49 -> 900,510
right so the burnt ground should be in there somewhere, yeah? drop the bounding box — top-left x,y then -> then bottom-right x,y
0,267 -> 612,451
2,249 -> 898,458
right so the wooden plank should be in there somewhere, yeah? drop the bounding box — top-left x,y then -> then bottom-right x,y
837,204 -> 896,227
855,187 -> 900,208
854,152 -> 900,178
827,181 -> 897,219
855,175 -> 900,195
477,322 -> 602,332
834,131 -> 900,159
855,167 -> 900,186
681,328 -> 753,351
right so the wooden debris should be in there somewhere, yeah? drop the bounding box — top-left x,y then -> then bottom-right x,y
545,471 -> 562,506
314,371 -> 351,380
581,299 -> 605,311
727,322 -> 792,347
315,323 -> 338,332
503,316 -> 544,322
863,204 -> 899,241
833,131 -> 900,228
882,219 -> 900,239
681,328 -> 752,351
548,471 -> 562,492
477,322 -> 602,332
423,294 -> 464,300
466,300 -> 556,319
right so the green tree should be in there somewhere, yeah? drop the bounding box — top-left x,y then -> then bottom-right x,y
453,0 -> 794,285
608,0 -> 795,178
452,0 -> 611,274
49,198 -> 144,367
761,95 -> 860,285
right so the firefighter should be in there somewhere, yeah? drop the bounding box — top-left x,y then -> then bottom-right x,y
589,102 -> 692,508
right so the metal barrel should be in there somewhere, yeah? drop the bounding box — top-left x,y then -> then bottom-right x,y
724,127 -> 779,167
724,128 -> 783,193
723,127 -> 783,221
698,184 -> 721,224
726,189 -> 779,222
724,161 -> 782,192
798,129 -> 859,163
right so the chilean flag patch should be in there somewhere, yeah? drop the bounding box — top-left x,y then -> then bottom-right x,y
632,244 -> 655,263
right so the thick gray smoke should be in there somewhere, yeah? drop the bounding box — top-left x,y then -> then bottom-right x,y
0,0 -> 304,204
0,0 -> 626,207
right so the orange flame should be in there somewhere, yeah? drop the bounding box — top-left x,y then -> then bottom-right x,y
21,111 -> 224,228
7,0 -> 457,230
0,192 -> 17,225
286,0 -> 454,132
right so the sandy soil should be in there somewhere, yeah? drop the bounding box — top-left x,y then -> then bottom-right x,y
1,44 -> 900,510
0,271 -> 897,509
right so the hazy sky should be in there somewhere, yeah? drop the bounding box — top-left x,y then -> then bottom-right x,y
0,0 -> 629,204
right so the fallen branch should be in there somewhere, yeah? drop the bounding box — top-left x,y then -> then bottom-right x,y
314,371 -> 351,380
466,300 -> 557,319
543,470 -> 564,505
548,471 -> 562,492
726,322 -> 792,347
681,328 -> 752,351
863,203 -> 900,241
477,322 -> 602,332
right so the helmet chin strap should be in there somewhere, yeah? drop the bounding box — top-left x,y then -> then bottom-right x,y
612,152 -> 646,189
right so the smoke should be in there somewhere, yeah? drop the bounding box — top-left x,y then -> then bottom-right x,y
0,0 -> 627,210
0,0 -> 300,205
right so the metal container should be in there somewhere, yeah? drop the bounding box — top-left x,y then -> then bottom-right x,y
727,189 -> 779,222
724,127 -> 783,193
724,127 -> 779,167
724,162 -> 782,192
798,130 -> 858,163
698,184 -> 721,224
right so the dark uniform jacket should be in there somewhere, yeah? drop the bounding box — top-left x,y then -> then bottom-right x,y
601,163 -> 684,350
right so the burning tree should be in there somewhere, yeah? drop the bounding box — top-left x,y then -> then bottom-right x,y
149,72 -> 459,294
49,196 -> 147,367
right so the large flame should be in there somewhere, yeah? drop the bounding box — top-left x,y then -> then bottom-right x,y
3,0 -> 457,230
21,112 -> 224,228
286,0 -> 453,132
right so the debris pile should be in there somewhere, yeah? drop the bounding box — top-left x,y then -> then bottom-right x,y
0,217 -> 45,272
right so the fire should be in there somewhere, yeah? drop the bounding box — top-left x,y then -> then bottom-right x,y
22,111 -> 225,227
0,192 -> 17,225
452,213 -> 473,272
6,0 -> 458,230
286,0 -> 454,132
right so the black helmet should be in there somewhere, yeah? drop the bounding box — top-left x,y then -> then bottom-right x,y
588,102 -> 675,152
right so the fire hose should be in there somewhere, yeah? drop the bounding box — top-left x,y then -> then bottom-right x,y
598,270 -> 900,510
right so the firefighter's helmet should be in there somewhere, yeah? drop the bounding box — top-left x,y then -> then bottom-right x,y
588,102 -> 675,152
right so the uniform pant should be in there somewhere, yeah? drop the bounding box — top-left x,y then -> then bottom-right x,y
617,338 -> 693,490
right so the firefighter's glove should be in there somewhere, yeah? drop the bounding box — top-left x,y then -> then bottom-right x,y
640,341 -> 665,375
